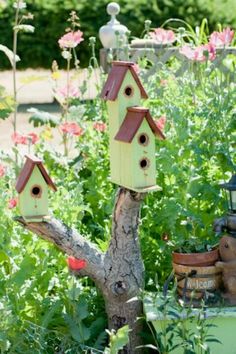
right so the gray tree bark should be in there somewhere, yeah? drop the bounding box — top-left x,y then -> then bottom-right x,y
16,187 -> 145,353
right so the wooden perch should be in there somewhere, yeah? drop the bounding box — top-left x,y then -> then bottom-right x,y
15,187 -> 146,353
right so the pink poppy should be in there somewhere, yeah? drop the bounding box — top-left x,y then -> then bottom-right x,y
67,256 -> 87,271
180,43 -> 216,62
149,28 -> 176,44
27,132 -> 39,144
93,122 -> 107,132
8,197 -> 18,209
155,115 -> 166,131
11,132 -> 27,145
60,122 -> 83,136
58,85 -> 80,99
0,164 -> 5,177
58,30 -> 84,49
209,27 -> 234,47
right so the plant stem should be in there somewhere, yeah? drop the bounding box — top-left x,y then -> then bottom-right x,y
12,0 -> 20,133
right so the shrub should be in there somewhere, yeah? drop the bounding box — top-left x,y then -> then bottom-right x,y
1,0 -> 236,69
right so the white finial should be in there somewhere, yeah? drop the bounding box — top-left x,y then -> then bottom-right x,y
107,2 -> 120,17
99,2 -> 129,49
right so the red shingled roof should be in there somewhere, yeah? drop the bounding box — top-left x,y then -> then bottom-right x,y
101,61 -> 148,101
16,155 -> 57,193
114,107 -> 166,143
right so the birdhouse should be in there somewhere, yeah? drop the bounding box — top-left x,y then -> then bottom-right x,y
15,155 -> 57,222
101,61 -> 165,192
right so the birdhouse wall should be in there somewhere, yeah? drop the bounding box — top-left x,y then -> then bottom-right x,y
107,70 -> 142,185
19,166 -> 49,218
119,120 -> 156,190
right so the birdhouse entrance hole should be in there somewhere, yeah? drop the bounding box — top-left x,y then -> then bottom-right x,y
31,185 -> 42,198
139,158 -> 150,170
138,133 -> 149,146
124,85 -> 133,97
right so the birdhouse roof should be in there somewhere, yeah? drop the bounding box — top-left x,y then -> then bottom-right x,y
16,155 -> 57,193
115,107 -> 166,143
101,61 -> 148,101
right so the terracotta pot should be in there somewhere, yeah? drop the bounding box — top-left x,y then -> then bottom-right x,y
172,247 -> 219,267
173,262 -> 222,299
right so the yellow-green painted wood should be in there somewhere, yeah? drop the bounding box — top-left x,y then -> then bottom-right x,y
107,71 -> 144,186
19,166 -> 49,221
118,119 -> 157,190
132,119 -> 156,188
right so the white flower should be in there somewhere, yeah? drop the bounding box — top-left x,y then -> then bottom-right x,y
61,50 -> 72,60
13,1 -> 26,9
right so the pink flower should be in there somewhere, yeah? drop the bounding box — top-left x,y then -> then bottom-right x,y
155,115 -> 166,131
93,122 -> 107,132
11,132 -> 39,145
58,30 -> 84,49
11,132 -> 27,145
67,256 -> 87,271
60,122 -> 83,136
8,197 -> 17,209
132,63 -> 140,74
149,28 -> 175,44
27,132 -> 39,144
180,43 -> 216,62
0,165 -> 5,177
209,27 -> 234,47
58,85 -> 80,99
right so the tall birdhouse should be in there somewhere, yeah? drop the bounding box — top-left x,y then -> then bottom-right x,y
101,61 -> 165,192
16,155 -> 57,222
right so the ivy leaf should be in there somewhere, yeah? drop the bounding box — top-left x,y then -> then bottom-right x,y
0,45 -> 20,66
28,107 -> 59,127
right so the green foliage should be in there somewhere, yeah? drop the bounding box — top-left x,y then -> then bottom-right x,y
0,85 -> 14,120
1,0 -> 236,69
105,325 -> 130,354
143,291 -> 221,353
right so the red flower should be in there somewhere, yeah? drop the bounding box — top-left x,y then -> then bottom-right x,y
155,115 -> 166,131
11,132 -> 27,145
60,122 -> 83,136
27,132 -> 39,144
67,256 -> 87,271
0,164 -> 5,177
8,197 -> 17,209
93,122 -> 107,132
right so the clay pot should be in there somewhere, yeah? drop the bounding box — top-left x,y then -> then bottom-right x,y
173,262 -> 222,299
172,248 -> 221,299
172,247 -> 219,267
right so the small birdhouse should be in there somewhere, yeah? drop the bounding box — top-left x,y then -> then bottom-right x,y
16,155 -> 57,222
101,61 -> 165,192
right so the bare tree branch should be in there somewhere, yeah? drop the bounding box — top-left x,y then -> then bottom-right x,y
15,216 -> 105,285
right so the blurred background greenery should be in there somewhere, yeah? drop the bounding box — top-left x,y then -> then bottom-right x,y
0,0 -> 236,69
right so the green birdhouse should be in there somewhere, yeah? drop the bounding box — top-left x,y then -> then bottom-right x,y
101,61 -> 165,192
16,155 -> 57,222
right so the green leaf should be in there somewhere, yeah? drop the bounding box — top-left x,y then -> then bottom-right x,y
28,107 -> 59,127
107,325 -> 130,354
14,25 -> 35,33
0,45 -> 20,66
